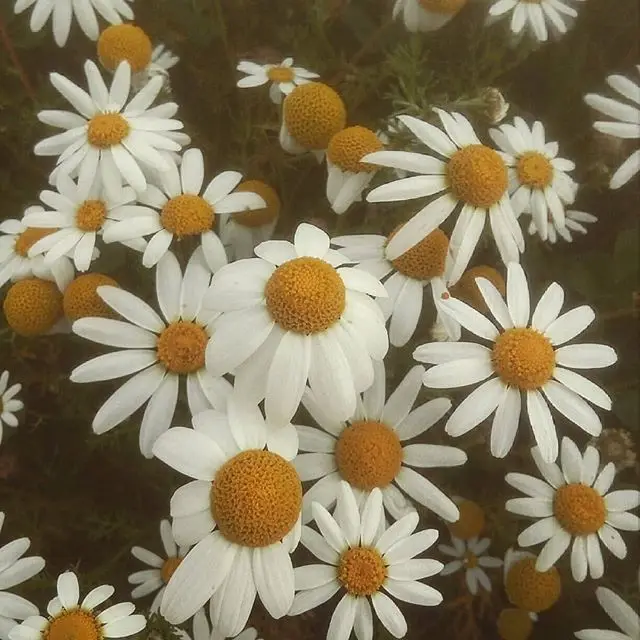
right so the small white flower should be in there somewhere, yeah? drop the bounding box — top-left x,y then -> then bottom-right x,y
574,586 -> 640,640
393,0 -> 468,33
525,209 -> 597,244
0,372 -> 24,446
439,536 -> 502,594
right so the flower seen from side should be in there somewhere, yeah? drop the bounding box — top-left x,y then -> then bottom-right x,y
0,372 -> 24,447
62,273 -> 119,322
574,586 -> 640,640
393,0 -> 468,33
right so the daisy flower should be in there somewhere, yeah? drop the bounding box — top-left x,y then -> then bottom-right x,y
497,607 -> 537,640
62,272 -> 120,323
236,58 -> 319,105
574,586 -> 640,640
505,437 -> 640,581
295,361 -> 463,523
9,571 -> 146,640
490,117 -> 578,241
584,66 -> 640,189
13,0 -> 133,47
333,226 -> 460,346
393,0 -> 468,33
102,148 -> 265,270
0,512 -> 44,640
129,519 -> 190,613
188,609 -> 260,640
151,406 -> 302,635
525,209 -> 597,244
34,60 -> 189,199
70,249 -> 232,458
280,83 -> 346,157
290,482 -> 443,639
447,498 -> 488,541
0,372 -> 24,446
364,109 -> 524,283
415,261 -> 617,462
438,535 -> 502,594
204,223 -> 389,427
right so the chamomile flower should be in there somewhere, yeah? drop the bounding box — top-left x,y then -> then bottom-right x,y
0,512 -> 44,640
447,498 -> 487,540
296,361 -> 463,523
189,609 -> 260,640
236,58 -> 319,105
13,0 -> 133,47
393,0 -> 468,33
129,519 -> 190,613
416,262 -> 617,462
204,223 -> 389,427
506,437 -> 640,581
70,249 -> 232,458
584,66 -> 640,189
490,117 -> 578,241
497,608 -> 537,640
290,482 -> 444,639
0,372 -> 23,446
35,60 -> 188,199
102,148 -> 265,270
365,109 -> 524,283
525,209 -> 597,244
9,571 -> 146,640
62,273 -> 119,322
574,586 -> 640,640
151,407 -> 302,635
438,536 -> 502,594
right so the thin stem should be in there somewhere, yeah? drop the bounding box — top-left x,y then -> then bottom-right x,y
0,14 -> 37,102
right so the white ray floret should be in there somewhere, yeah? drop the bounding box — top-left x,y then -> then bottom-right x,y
525,209 -> 597,244
574,586 -> 640,640
393,0 -> 468,33
0,372 -> 24,447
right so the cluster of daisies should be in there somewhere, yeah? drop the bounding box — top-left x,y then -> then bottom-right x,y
1,1 -> 638,640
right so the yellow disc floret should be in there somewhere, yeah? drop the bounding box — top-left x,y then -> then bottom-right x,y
497,608 -> 534,640
45,609 -> 101,640
464,551 -> 479,568
326,126 -> 383,173
75,200 -> 107,232
265,257 -> 345,334
338,547 -> 387,596
553,483 -> 606,535
516,152 -> 554,189
389,227 -> 449,281
211,450 -> 302,548
3,278 -> 63,337
418,0 -> 468,13
447,144 -> 508,208
267,66 -> 295,83
505,557 -> 561,613
335,421 -> 403,491
87,113 -> 130,148
450,265 -> 505,314
233,180 -> 281,228
63,273 -> 119,322
97,24 -> 153,73
14,227 -> 56,257
448,499 -> 485,540
161,194 -> 214,237
156,321 -> 208,374
161,556 -> 182,583
283,82 -> 347,150
492,328 -> 555,390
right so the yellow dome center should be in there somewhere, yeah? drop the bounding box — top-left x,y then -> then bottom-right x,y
75,200 -> 107,232
283,82 -> 347,150
63,273 -> 119,322
161,194 -> 214,237
388,226 -> 449,281
448,500 -> 485,540
326,126 -> 383,173
450,265 -> 505,314
87,113 -> 129,148
160,556 -> 182,584
505,557 -> 561,613
338,547 -> 387,596
447,144 -> 507,208
3,278 -> 63,337
232,180 -> 280,228
267,66 -> 295,83
497,608 -> 534,640
335,420 -> 403,491
44,610 -> 102,640
418,0 -> 468,14
264,257 -> 345,334
211,450 -> 302,548
553,483 -> 606,536
156,321 -> 208,374
97,24 -> 153,73
14,227 -> 56,257
492,328 -> 555,390
516,151 -> 553,190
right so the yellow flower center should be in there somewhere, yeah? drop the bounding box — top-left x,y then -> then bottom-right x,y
211,450 -> 302,548
464,551 -> 479,568
448,499 -> 485,540
44,609 -> 102,640
283,82 -> 347,150
553,483 -> 606,536
160,194 -> 214,237
497,608 -> 534,640
156,321 -> 208,374
505,557 -> 561,613
63,273 -> 119,322
516,151 -> 554,190
3,278 -> 63,337
264,257 -> 345,334
232,180 -> 280,228
75,200 -> 107,232
388,226 -> 449,281
14,227 -> 56,257
326,126 -> 383,173
97,24 -> 153,73
338,547 -> 387,596
450,265 -> 505,314
267,66 -> 295,83
160,556 -> 182,584
492,328 -> 555,390
335,420 -> 403,491
87,113 -> 130,148
446,144 -> 508,208
418,0 -> 468,14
